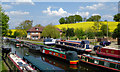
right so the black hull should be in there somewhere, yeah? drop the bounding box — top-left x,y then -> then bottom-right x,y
79,61 -> 118,72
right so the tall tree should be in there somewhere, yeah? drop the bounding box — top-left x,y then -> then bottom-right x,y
75,28 -> 85,39
41,24 -> 60,38
0,6 -> 9,36
66,28 -> 75,37
9,30 -> 12,36
34,24 -> 42,27
85,28 -> 95,39
59,17 -> 66,24
16,20 -> 33,31
74,15 -> 82,23
100,24 -> 110,36
87,15 -> 101,21
113,13 -> 120,22
68,15 -> 75,23
112,23 -> 120,38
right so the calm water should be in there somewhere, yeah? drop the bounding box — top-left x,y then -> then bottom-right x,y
4,42 -> 113,72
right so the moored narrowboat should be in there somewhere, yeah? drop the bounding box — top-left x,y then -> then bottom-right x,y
41,47 -> 79,65
95,46 -> 120,60
79,54 -> 120,72
23,55 -> 64,71
56,40 -> 92,54
6,53 -> 36,72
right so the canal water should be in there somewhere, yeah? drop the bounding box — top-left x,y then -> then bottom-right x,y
3,42 -> 113,72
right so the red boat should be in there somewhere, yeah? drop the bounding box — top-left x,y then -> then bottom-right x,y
95,46 -> 120,60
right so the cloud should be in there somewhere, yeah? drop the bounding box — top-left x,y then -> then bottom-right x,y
42,6 -> 68,16
102,15 -> 113,20
2,0 -> 35,5
5,11 -> 29,16
43,6 -> 89,17
2,4 -> 12,10
92,13 -> 100,16
79,3 -> 104,10
76,12 -> 89,17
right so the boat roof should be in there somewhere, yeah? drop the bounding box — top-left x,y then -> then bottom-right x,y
23,55 -> 63,71
102,46 -> 120,50
44,48 -> 65,54
84,54 -> 120,63
8,53 -> 35,71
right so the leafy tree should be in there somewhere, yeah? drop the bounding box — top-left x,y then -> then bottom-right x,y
66,28 -> 75,37
14,30 -> 27,38
68,15 -> 75,23
65,17 -> 70,24
112,23 -> 120,38
113,13 -> 120,22
59,17 -> 66,24
74,15 -> 82,23
0,6 -> 9,36
41,24 -> 60,38
87,15 -> 101,21
85,28 -> 95,39
16,20 -> 33,31
34,24 -> 42,27
75,28 -> 85,39
9,30 -> 12,36
100,24 -> 110,36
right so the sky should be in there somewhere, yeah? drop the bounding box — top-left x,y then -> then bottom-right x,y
1,0 -> 120,29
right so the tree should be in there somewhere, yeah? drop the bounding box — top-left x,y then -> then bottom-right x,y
16,20 -> 33,31
74,15 -> 82,23
68,15 -> 75,23
34,24 -> 42,27
59,17 -> 66,24
0,6 -> 9,36
66,28 -> 75,37
9,30 -> 12,36
14,30 -> 27,38
85,28 -> 95,39
113,13 -> 120,22
87,15 -> 101,22
41,24 -> 60,38
100,24 -> 110,36
75,28 -> 85,39
112,23 -> 120,38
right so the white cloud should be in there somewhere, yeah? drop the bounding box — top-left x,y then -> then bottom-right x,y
76,12 -> 89,17
5,11 -> 29,16
102,15 -> 113,20
2,0 -> 35,5
92,13 -> 100,16
2,4 -> 12,10
79,3 -> 104,10
42,6 -> 68,16
43,6 -> 89,17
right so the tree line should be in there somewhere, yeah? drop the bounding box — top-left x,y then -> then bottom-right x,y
59,13 -> 120,24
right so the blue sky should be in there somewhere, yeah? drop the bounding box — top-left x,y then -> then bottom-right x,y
1,1 -> 119,29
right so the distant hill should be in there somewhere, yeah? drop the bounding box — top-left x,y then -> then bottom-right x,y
55,22 -> 120,32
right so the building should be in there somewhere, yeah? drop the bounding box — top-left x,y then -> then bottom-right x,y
27,27 -> 62,40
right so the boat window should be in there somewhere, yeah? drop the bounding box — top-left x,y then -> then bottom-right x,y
62,55 -> 64,58
104,62 -> 110,67
110,63 -> 116,68
49,52 -> 52,54
99,61 -> 104,65
94,60 -> 99,64
111,51 -> 114,54
58,54 -> 60,57
53,53 -> 55,55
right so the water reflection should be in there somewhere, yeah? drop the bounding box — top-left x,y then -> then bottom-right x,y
4,42 -> 114,72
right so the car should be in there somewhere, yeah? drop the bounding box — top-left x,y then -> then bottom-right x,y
99,41 -> 111,46
93,45 -> 103,51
